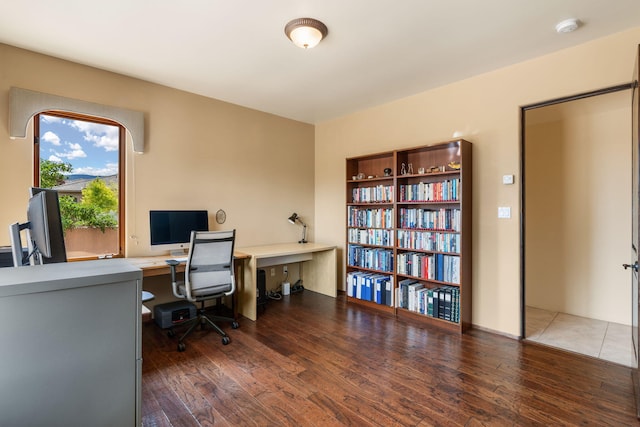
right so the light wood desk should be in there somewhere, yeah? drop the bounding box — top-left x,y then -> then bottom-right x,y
236,242 -> 337,321
127,252 -> 250,320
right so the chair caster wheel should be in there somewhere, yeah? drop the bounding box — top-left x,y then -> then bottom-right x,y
222,336 -> 230,345
167,329 -> 175,338
177,342 -> 186,352
232,321 -> 239,329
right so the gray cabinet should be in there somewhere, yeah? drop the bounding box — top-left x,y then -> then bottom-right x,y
0,259 -> 142,427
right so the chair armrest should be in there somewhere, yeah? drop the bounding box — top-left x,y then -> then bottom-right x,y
166,259 -> 180,285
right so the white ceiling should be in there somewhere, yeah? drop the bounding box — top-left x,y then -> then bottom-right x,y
1,0 -> 639,124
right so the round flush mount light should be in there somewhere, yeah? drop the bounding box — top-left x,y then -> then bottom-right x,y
555,18 -> 580,34
285,17 -> 328,49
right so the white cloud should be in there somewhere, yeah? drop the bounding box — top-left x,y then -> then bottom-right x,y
41,131 -> 61,146
54,142 -> 87,160
87,133 -> 119,151
73,164 -> 118,176
41,115 -> 64,124
70,120 -> 119,152
48,155 -> 62,162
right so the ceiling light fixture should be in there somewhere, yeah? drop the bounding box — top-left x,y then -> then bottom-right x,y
555,18 -> 580,34
285,17 -> 328,49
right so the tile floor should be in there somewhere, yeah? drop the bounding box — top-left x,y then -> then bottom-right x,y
526,306 -> 636,368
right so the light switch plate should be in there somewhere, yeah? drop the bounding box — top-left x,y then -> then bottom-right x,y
502,174 -> 514,185
498,207 -> 511,218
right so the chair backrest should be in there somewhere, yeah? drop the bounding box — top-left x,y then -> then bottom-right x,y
184,230 -> 236,301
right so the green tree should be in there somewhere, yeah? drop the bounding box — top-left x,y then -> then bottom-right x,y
81,178 -> 118,212
59,195 -> 117,232
40,159 -> 73,188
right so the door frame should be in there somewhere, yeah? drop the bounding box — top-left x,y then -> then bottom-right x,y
519,82 -> 634,339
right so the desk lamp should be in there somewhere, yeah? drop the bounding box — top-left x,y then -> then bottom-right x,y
288,213 -> 308,243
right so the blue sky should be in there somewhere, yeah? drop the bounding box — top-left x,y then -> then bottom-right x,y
39,114 -> 119,176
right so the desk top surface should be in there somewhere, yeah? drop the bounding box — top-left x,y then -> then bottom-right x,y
127,243 -> 335,274
0,258 -> 141,297
128,251 -> 249,272
235,242 -> 336,258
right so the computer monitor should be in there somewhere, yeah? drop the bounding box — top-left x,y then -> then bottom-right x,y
26,191 -> 51,261
149,210 -> 209,254
8,222 -> 26,267
29,188 -> 67,264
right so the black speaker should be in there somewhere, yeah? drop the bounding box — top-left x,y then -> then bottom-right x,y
257,269 -> 268,313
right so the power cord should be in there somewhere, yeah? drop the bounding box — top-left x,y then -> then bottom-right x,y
267,289 -> 282,300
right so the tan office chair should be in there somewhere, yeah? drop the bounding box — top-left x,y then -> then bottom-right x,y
166,229 -> 238,351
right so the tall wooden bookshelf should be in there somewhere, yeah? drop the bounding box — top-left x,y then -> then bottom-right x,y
346,139 -> 472,333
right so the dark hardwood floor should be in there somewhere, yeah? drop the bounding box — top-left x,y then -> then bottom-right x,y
142,291 -> 639,426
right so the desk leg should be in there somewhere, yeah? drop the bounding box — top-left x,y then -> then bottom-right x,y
302,248 -> 337,297
239,257 -> 258,321
233,260 -> 245,321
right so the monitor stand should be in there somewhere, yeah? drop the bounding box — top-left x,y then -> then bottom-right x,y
169,249 -> 187,257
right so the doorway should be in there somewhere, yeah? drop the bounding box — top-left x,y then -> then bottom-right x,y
522,87 -> 634,367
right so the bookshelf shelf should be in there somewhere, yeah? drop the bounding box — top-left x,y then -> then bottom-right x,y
345,139 -> 472,333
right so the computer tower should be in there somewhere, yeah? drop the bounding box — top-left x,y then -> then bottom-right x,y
257,268 -> 268,313
153,301 -> 197,329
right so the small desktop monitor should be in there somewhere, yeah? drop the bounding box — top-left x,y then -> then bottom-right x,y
29,188 -> 67,264
8,222 -> 26,267
149,210 -> 209,253
27,191 -> 52,261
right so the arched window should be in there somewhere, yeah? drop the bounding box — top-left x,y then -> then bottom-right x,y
34,111 -> 125,259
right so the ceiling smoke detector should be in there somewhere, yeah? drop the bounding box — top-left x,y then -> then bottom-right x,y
555,18 -> 580,34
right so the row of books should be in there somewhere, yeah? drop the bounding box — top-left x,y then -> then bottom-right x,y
398,207 -> 461,231
348,228 -> 394,247
351,185 -> 394,203
398,179 -> 460,202
397,280 -> 460,323
346,271 -> 394,306
347,245 -> 394,273
397,230 -> 460,253
347,206 -> 394,228
396,252 -> 460,284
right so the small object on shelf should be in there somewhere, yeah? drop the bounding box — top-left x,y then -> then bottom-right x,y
408,163 -> 414,174
401,163 -> 407,175
367,175 -> 374,179
418,167 -> 425,174
352,175 -> 357,180
448,161 -> 461,170
357,172 -> 365,180
384,168 -> 392,176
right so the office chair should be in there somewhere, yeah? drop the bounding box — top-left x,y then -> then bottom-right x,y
166,230 -> 239,351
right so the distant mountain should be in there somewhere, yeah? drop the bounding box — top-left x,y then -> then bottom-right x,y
65,174 -> 97,181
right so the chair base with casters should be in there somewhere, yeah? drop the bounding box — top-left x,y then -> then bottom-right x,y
167,299 -> 239,351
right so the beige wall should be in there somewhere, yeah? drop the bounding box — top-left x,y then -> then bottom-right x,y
525,91 -> 631,324
315,28 -> 640,336
0,43 -> 315,253
2,28 -> 639,337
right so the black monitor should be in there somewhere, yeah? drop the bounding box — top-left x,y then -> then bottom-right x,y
149,210 -> 209,253
29,188 -> 67,264
26,191 -> 51,261
8,222 -> 27,267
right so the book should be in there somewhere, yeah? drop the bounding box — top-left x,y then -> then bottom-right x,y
384,277 -> 393,307
398,278 -> 417,309
408,282 -> 424,312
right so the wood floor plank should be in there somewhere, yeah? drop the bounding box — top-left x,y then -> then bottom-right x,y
142,291 -> 640,426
